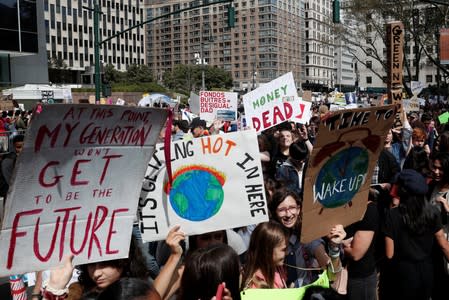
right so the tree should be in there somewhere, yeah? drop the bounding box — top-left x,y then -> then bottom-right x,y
125,64 -> 154,83
103,64 -> 124,83
163,64 -> 233,94
48,56 -> 70,83
339,0 -> 449,96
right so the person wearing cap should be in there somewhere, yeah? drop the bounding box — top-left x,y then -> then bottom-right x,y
381,169 -> 449,300
172,120 -> 189,141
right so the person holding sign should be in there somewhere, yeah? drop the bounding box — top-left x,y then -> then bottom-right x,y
269,188 -> 346,288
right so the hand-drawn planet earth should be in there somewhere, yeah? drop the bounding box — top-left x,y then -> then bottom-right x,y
314,147 -> 369,208
168,166 -> 225,221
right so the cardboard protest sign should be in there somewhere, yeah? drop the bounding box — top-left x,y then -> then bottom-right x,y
138,130 -> 268,241
243,72 -> 310,132
199,91 -> 238,122
386,21 -> 404,107
0,104 -> 167,276
301,105 -> 396,243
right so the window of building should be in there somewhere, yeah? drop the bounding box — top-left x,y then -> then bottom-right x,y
366,76 -> 372,84
426,75 -> 433,83
366,61 -> 372,68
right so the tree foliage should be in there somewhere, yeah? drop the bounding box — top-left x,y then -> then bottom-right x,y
104,64 -> 154,83
162,64 -> 233,94
339,0 -> 449,96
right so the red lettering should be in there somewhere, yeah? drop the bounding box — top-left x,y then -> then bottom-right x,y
63,122 -> 80,147
70,212 -> 93,255
295,103 -> 305,119
283,102 -> 293,119
54,207 -> 82,260
70,159 -> 91,186
88,206 -> 108,258
272,105 -> 286,125
99,155 -> 123,185
39,161 -> 63,187
261,110 -> 271,129
33,215 -> 60,262
251,117 -> 260,131
106,208 -> 129,254
7,209 -> 43,269
34,124 -> 62,152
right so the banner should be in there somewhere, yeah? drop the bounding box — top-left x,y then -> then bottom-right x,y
199,91 -> 238,122
0,104 -> 167,276
241,271 -> 329,300
138,130 -> 268,241
301,105 -> 396,243
243,72 -> 310,132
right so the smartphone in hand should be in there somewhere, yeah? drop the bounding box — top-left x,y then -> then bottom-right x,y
215,282 -> 225,300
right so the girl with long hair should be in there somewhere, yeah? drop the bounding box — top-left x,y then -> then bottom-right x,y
242,221 -> 289,289
268,188 -> 346,288
383,169 -> 449,300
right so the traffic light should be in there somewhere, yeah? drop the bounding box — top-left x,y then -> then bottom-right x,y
227,6 -> 235,28
332,0 -> 340,23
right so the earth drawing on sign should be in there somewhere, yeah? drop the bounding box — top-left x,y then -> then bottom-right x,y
313,147 -> 369,208
164,165 -> 226,221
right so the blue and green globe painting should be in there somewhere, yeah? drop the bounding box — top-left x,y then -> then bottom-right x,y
166,165 -> 226,221
313,147 -> 369,208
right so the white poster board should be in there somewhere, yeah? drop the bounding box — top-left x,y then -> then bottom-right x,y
138,130 -> 268,241
0,104 -> 167,276
243,72 -> 310,132
199,91 -> 238,122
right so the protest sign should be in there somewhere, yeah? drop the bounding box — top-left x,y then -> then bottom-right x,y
0,104 -> 167,276
241,271 -> 329,300
302,105 -> 396,243
439,111 -> 449,124
403,97 -> 420,112
138,130 -> 268,241
386,21 -> 404,107
189,91 -> 200,115
410,81 -> 425,96
199,91 -> 238,122
243,72 -> 310,132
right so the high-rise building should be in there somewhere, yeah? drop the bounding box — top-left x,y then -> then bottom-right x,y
146,0 -> 304,92
43,0 -> 146,84
0,0 -> 48,86
303,0 -> 337,91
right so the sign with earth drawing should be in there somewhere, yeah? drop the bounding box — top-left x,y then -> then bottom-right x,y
138,130 -> 268,242
301,105 -> 397,243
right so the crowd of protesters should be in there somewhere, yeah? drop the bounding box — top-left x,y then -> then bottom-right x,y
5,99 -> 449,300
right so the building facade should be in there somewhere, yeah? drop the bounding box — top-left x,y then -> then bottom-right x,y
0,0 -> 48,86
303,0 -> 337,91
43,0 -> 146,84
146,0 -> 304,92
